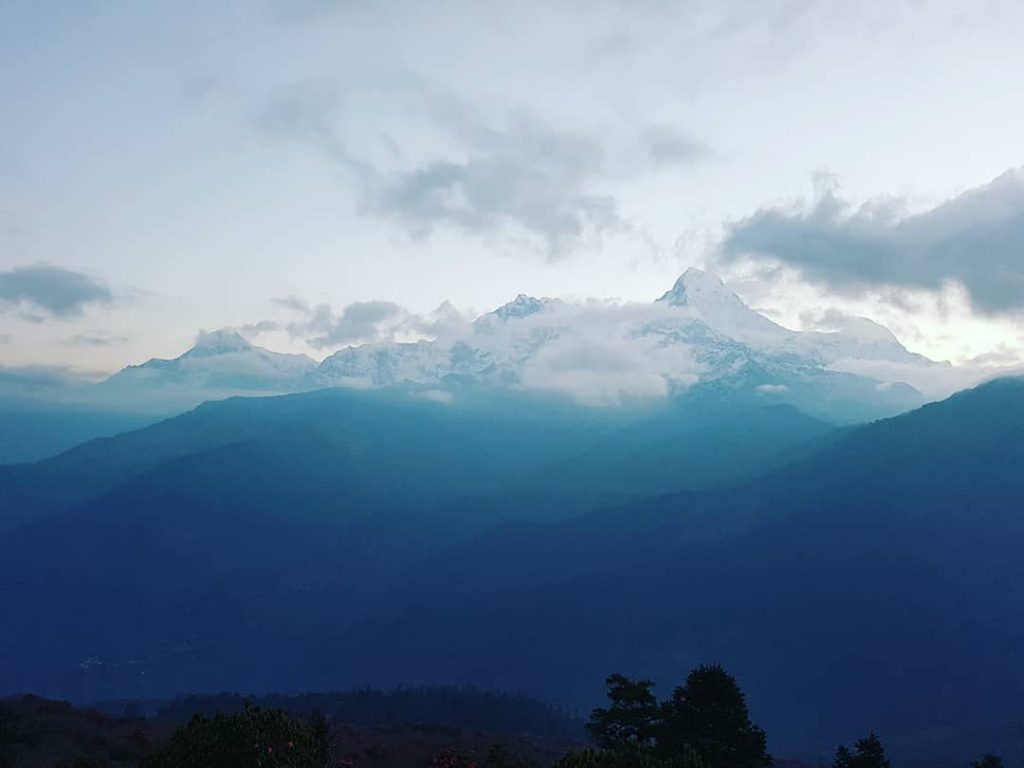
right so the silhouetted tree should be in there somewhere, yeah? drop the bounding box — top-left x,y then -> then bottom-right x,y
971,755 -> 1004,768
144,705 -> 329,768
485,743 -> 540,768
588,674 -> 662,750
658,663 -> 771,768
555,745 -> 703,768
833,733 -> 890,768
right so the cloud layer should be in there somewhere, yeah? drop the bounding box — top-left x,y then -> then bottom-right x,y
720,168 -> 1024,315
0,265 -> 113,319
257,79 -> 704,256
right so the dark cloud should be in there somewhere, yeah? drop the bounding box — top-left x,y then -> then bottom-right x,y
256,80 -> 704,256
720,168 -> 1024,315
288,300 -> 407,348
0,264 -> 113,319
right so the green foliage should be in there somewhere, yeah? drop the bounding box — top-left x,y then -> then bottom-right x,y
144,705 -> 330,768
588,674 -> 662,750
833,733 -> 891,768
971,755 -> 1004,768
659,664 -> 771,768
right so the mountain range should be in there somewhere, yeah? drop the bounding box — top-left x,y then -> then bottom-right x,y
2,374 -> 1024,766
1,269 -> 966,463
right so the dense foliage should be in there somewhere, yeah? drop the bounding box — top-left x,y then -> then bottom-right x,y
2,681 -> 1015,768
833,733 -> 891,768
153,687 -> 581,741
585,665 -> 769,768
0,695 -> 152,767
143,706 -> 330,768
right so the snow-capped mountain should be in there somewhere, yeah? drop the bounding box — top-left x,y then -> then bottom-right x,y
94,329 -> 317,411
307,269 -> 937,420
82,270 -> 948,422
657,269 -> 931,366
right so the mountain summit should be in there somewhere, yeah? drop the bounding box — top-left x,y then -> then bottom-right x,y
185,329 -> 254,357
62,268 -> 950,422
658,268 -> 785,341
309,268 -> 931,421
659,267 -> 750,311
94,330 -> 317,411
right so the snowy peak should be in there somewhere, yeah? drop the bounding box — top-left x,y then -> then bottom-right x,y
830,316 -> 901,345
97,329 -> 316,408
658,268 -> 748,312
491,294 -> 553,321
658,268 -> 785,340
184,329 -> 253,358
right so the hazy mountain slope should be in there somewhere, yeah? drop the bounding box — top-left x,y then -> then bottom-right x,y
3,379 -> 1021,763
0,405 -> 156,464
97,329 -> 317,402
0,270 -> 937,466
0,382 -> 837,534
0,383 -> 841,700
327,377 -> 1024,762
0,332 -> 317,465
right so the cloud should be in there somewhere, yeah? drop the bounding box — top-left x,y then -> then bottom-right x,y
966,347 -> 1024,367
256,80 -> 704,256
60,334 -> 130,347
281,299 -> 412,348
0,264 -> 113,319
719,167 -> 1024,315
642,126 -> 708,167
252,296 -> 474,351
0,365 -> 94,402
236,319 -> 282,337
363,121 -> 623,255
486,301 -> 704,406
417,389 -> 455,405
273,295 -> 312,313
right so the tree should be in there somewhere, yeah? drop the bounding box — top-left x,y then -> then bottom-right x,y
144,705 -> 330,768
555,745 -> 703,768
588,674 -> 662,750
832,733 -> 891,768
658,663 -> 771,768
971,755 -> 1004,768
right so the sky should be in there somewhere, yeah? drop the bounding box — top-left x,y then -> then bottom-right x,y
2,0 -> 1023,377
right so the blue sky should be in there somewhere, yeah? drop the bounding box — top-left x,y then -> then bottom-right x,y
2,0 -> 1023,374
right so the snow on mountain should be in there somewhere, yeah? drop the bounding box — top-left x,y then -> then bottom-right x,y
658,269 -> 927,367
307,270 -> 944,418
95,330 -> 317,411
85,270 -> 952,420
